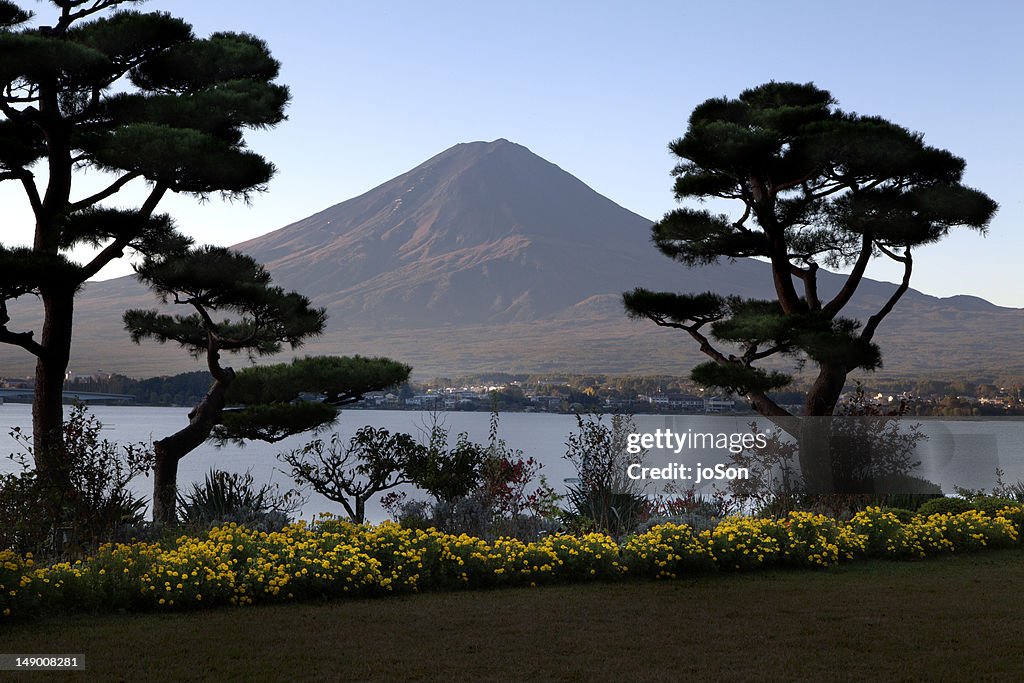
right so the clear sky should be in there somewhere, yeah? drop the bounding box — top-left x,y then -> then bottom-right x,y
4,0 -> 1023,306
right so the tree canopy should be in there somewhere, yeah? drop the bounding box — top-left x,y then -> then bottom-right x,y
624,81 -> 997,418
0,0 -> 290,481
623,81 -> 997,493
125,246 -> 412,523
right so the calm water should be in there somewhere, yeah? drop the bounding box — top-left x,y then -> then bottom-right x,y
2,404 -> 1022,522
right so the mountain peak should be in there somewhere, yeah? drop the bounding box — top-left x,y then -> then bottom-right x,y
231,138 -> 656,326
457,137 -> 517,148
425,137 -> 539,170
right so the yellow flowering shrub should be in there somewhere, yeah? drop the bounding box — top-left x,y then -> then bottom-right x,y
991,505 -> 1024,537
704,517 -> 786,570
540,533 -> 625,581
2,502 -> 1024,620
848,507 -> 911,558
622,524 -> 712,579
779,512 -> 842,568
923,510 -> 1018,553
0,549 -> 40,618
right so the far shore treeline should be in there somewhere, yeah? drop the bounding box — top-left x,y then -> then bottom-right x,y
2,370 -> 1020,417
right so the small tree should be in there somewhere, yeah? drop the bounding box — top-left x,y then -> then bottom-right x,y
280,426 -> 423,524
379,409 -> 559,538
404,419 -> 488,506
624,81 -> 997,493
472,407 -> 559,524
124,246 -> 411,523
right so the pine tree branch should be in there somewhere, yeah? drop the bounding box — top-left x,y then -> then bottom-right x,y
822,233 -> 872,317
746,344 -> 789,362
753,199 -> 807,314
0,94 -> 38,103
668,318 -> 794,419
861,249 -> 913,342
0,326 -> 44,357
803,180 -> 847,200
78,183 -> 167,281
682,322 -> 733,366
804,262 -> 821,310
0,97 -> 27,121
746,389 -> 794,419
734,203 -> 751,229
0,168 -> 43,215
0,301 -> 44,357
69,171 -> 142,211
876,243 -> 909,263
769,169 -> 820,195
54,0 -> 124,30
643,312 -> 736,366
21,174 -> 42,219
642,314 -> 690,331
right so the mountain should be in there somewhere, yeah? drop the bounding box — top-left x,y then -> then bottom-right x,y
232,139 -> 771,327
2,139 -> 1022,379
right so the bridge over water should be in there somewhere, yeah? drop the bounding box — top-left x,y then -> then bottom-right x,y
0,388 -> 135,403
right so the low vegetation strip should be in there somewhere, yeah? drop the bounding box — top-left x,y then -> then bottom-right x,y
3,504 -> 1023,622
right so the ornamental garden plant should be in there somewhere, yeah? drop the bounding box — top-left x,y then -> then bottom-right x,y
2,503 -> 1022,621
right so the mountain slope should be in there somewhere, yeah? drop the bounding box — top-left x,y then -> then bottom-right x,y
233,139 -> 766,327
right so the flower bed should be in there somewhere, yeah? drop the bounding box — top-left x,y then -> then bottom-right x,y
2,505 -> 1022,620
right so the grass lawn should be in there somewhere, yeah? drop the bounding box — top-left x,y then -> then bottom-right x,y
3,549 -> 1024,682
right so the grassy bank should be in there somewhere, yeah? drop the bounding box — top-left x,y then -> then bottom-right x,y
4,548 -> 1023,682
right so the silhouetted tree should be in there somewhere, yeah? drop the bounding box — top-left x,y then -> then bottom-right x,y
124,246 -> 411,523
624,82 -> 996,492
280,426 -> 424,524
0,0 -> 289,492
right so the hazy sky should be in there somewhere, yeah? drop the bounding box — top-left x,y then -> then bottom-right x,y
4,0 -> 1023,306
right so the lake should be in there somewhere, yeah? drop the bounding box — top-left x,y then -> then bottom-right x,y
1,404 -> 1022,522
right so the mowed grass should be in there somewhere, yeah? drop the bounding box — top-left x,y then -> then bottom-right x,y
4,549 -> 1024,682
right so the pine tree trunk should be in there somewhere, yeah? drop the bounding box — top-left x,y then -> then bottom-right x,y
151,375 -> 232,525
152,448 -> 180,526
799,363 -> 849,495
32,289 -> 75,487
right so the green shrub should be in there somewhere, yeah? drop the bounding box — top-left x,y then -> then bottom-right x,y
0,470 -> 51,554
2,405 -> 151,558
971,496 -> 1020,516
917,497 -> 973,517
562,413 -> 648,539
176,469 -> 302,531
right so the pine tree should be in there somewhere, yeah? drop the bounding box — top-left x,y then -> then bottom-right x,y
623,82 -> 997,492
0,0 -> 288,488
125,246 -> 411,523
